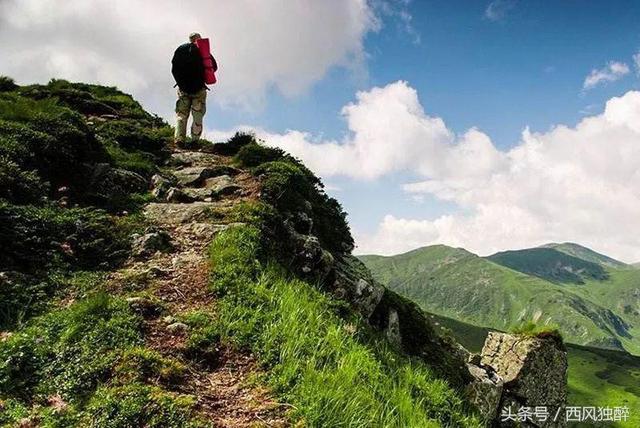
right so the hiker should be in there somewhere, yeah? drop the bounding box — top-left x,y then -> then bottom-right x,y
171,32 -> 218,144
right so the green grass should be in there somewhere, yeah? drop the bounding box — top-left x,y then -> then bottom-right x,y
511,320 -> 562,340
0,290 -> 205,427
208,224 -> 482,427
568,346 -> 640,428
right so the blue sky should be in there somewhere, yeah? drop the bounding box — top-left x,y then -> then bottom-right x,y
205,1 -> 640,259
2,0 -> 640,260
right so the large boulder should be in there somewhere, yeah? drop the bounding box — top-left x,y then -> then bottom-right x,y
479,331 -> 568,427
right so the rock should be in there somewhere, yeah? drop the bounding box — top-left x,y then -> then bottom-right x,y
203,175 -> 241,196
169,151 -> 218,167
353,278 -> 385,319
165,187 -> 193,203
126,297 -> 161,317
173,166 -> 218,187
132,227 -> 173,257
480,331 -> 568,427
87,163 -> 148,202
181,187 -> 215,201
293,234 -> 334,278
151,174 -> 174,198
167,322 -> 189,333
385,309 -> 401,348
465,363 -> 504,422
176,222 -> 227,241
144,202 -> 230,225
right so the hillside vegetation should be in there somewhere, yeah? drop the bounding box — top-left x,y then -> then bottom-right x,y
0,77 -> 482,427
361,244 -> 640,354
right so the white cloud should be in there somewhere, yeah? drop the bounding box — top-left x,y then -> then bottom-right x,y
0,0 -> 380,117
484,0 -> 517,22
214,82 -> 640,262
583,61 -> 630,90
359,91 -> 640,262
216,81 -> 505,181
633,51 -> 640,76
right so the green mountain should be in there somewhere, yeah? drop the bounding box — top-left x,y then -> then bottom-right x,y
541,242 -> 629,268
361,244 -> 640,354
488,247 -> 609,284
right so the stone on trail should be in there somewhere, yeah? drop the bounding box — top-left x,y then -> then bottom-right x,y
144,202 -> 229,225
169,151 -> 219,167
181,187 -> 215,201
203,175 -> 241,196
132,227 -> 174,258
173,166 -> 218,187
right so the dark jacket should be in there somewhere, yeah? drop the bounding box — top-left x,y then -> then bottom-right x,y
171,43 -> 218,94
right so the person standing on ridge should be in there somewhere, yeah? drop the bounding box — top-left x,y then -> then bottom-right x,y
171,32 -> 218,145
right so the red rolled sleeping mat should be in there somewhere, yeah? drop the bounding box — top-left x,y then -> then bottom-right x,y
196,38 -> 217,85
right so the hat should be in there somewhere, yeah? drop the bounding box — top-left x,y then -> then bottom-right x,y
189,32 -> 202,42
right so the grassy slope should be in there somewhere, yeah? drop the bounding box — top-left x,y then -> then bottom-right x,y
0,79 -> 208,426
208,222 -> 482,427
568,268 -> 640,355
361,246 -> 634,352
427,313 -> 640,428
488,248 -> 608,284
541,242 -> 629,269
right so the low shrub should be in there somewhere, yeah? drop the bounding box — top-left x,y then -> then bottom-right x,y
0,75 -> 18,92
0,293 -> 141,400
0,203 -> 132,273
212,131 -> 255,156
81,384 -> 204,428
511,320 -> 563,342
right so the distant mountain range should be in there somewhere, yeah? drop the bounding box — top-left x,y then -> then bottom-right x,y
360,243 -> 640,355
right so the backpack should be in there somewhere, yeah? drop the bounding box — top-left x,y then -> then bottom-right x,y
171,43 -> 205,94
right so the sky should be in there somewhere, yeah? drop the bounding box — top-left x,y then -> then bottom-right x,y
2,0 -> 640,262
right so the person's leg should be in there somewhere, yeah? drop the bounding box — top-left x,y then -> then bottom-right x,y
190,89 -> 207,140
174,89 -> 192,143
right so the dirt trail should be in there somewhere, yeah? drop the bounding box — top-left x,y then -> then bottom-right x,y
108,148 -> 288,427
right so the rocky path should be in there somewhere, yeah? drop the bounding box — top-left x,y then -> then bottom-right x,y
108,149 -> 287,427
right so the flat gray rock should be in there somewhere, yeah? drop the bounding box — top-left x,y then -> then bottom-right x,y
182,187 -> 215,201
144,202 -> 224,224
169,151 -> 218,167
173,167 -> 216,187
203,175 -> 242,196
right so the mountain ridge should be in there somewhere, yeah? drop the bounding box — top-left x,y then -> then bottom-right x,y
361,242 -> 640,355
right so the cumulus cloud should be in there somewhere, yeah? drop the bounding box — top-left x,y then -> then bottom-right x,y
583,61 -> 630,90
484,0 -> 517,22
215,82 -> 640,262
0,0 -> 380,117
360,91 -> 640,262
211,81 -> 504,181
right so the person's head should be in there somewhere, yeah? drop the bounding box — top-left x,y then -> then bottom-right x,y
189,32 -> 202,44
